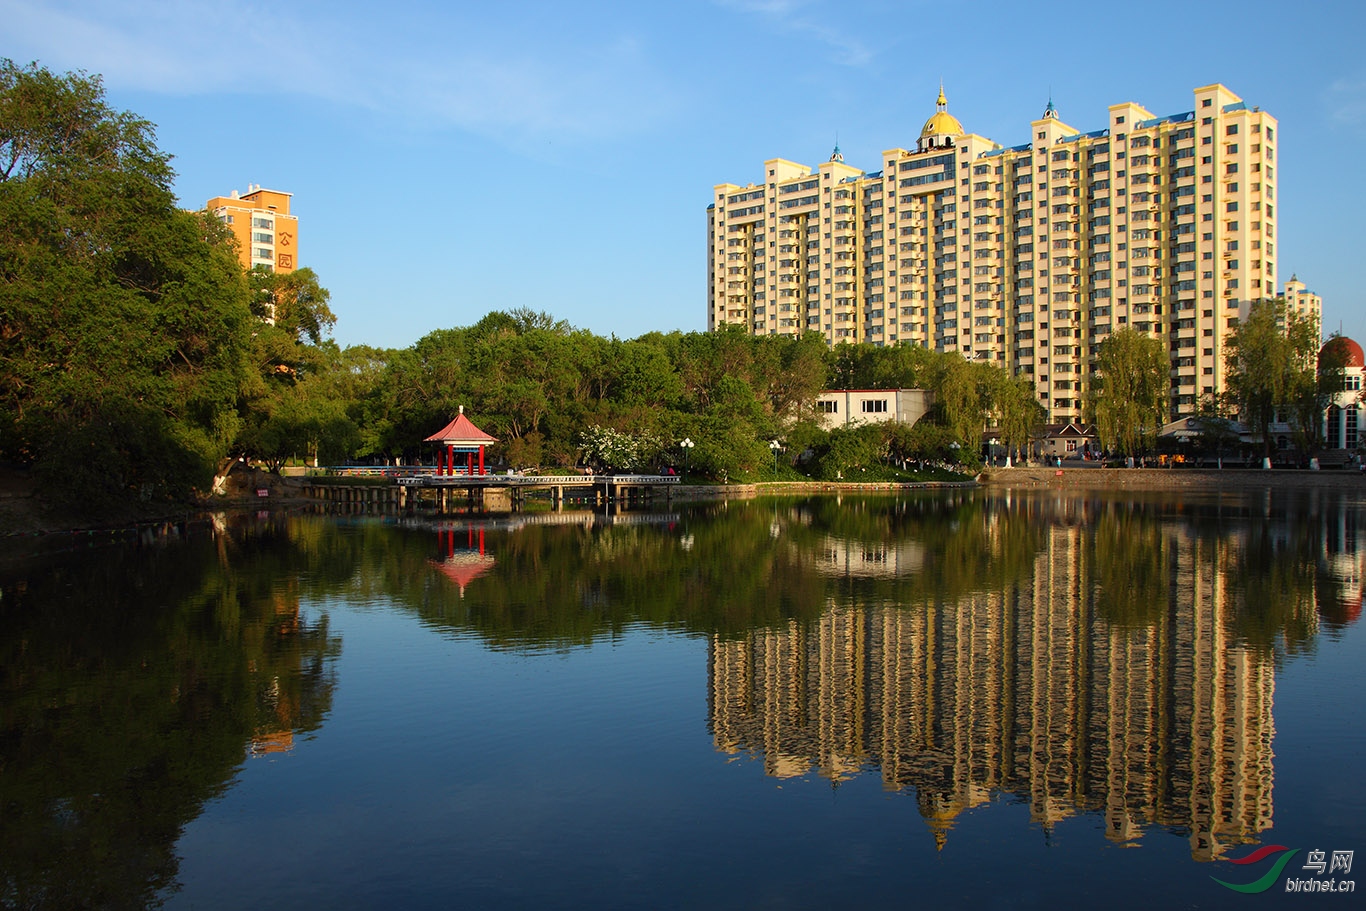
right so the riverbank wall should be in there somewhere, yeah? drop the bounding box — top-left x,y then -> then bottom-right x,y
979,466 -> 1366,491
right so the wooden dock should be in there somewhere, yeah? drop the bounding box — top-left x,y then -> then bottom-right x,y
302,471 -> 679,510
399,472 -> 679,507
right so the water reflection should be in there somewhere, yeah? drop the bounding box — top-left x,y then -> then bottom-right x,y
0,489 -> 1361,905
0,515 -> 341,909
708,491 -> 1361,863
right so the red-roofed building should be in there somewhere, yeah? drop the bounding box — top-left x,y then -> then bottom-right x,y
1321,337 -> 1364,452
425,406 -> 498,475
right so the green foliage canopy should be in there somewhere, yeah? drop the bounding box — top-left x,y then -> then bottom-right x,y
1088,328 -> 1170,455
0,59 -> 253,507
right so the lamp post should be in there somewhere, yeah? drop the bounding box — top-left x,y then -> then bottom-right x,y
680,438 -> 694,478
770,439 -> 782,479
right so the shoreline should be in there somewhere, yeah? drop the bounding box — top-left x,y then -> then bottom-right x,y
5,467 -> 1366,539
979,466 -> 1366,491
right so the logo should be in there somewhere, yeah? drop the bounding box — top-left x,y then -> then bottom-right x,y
1213,846 -> 1356,894
1211,845 -> 1299,894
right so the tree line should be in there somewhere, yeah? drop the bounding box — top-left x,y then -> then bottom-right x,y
1,61 -> 1051,513
1087,304 -> 1344,460
2,61 -> 1345,515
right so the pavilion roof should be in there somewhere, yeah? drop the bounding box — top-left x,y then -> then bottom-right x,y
424,408 -> 498,445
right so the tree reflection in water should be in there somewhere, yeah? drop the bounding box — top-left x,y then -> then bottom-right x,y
0,489 -> 1359,904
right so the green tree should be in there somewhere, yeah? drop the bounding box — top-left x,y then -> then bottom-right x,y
1224,299 -> 1320,458
0,60 -> 252,509
988,371 -> 1046,461
247,266 -> 336,346
1087,328 -> 1169,456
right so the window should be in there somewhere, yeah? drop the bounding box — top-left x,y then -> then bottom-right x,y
252,232 -> 273,243
1226,124 -> 1238,135
861,399 -> 888,413
817,400 -> 838,413
252,217 -> 273,229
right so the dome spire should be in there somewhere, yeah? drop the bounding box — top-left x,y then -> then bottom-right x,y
830,133 -> 843,163
1043,88 -> 1057,120
918,82 -> 964,151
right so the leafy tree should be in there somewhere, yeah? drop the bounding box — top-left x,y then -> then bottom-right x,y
1302,333 -> 1350,452
0,60 -> 252,508
1223,299 -> 1321,458
247,265 -> 335,346
1087,328 -> 1169,456
988,372 -> 1046,461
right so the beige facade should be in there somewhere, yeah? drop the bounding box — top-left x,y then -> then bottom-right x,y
206,186 -> 298,274
814,388 -> 933,431
1281,274 -> 1321,321
709,85 -> 1315,423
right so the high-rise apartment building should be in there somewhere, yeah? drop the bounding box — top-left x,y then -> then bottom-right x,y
206,186 -> 298,274
708,85 -> 1312,422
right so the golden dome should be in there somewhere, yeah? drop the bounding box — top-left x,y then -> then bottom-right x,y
919,84 -> 963,140
920,110 -> 964,139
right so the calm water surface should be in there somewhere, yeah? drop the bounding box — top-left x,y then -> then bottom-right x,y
2,489 -> 1364,909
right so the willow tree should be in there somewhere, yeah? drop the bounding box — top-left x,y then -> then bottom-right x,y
1224,299 -> 1321,458
1088,328 -> 1168,456
991,372 -> 1046,460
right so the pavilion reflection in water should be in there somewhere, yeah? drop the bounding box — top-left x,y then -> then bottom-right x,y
708,519 -> 1282,862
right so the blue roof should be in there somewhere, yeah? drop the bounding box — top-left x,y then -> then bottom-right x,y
1222,101 -> 1248,113
983,142 -> 1030,158
1136,111 -> 1196,129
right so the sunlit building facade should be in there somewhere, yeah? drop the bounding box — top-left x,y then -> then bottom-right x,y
206,185 -> 298,274
708,84 -> 1316,422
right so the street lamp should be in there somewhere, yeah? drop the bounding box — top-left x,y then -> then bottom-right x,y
770,439 -> 782,479
680,438 -> 694,477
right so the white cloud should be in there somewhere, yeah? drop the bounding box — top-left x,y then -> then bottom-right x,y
714,0 -> 873,66
1326,78 -> 1366,130
0,0 -> 677,144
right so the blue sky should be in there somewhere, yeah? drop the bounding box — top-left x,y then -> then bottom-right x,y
6,0 -> 1364,350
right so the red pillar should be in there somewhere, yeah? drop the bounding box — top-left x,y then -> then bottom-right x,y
447,445 -> 455,476
467,451 -> 474,476
479,446 -> 485,475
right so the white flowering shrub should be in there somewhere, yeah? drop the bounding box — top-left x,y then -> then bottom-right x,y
577,425 -> 663,471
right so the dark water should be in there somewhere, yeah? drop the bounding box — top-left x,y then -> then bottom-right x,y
2,489 -> 1364,909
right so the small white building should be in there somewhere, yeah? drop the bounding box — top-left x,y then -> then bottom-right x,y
1321,337 -> 1364,451
814,389 -> 933,432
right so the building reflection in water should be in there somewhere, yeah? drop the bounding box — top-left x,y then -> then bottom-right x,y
703,495 -> 1364,862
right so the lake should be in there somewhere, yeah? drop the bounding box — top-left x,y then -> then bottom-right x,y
2,488 -> 1363,909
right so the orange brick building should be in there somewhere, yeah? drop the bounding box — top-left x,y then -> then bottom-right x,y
205,185 -> 298,274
